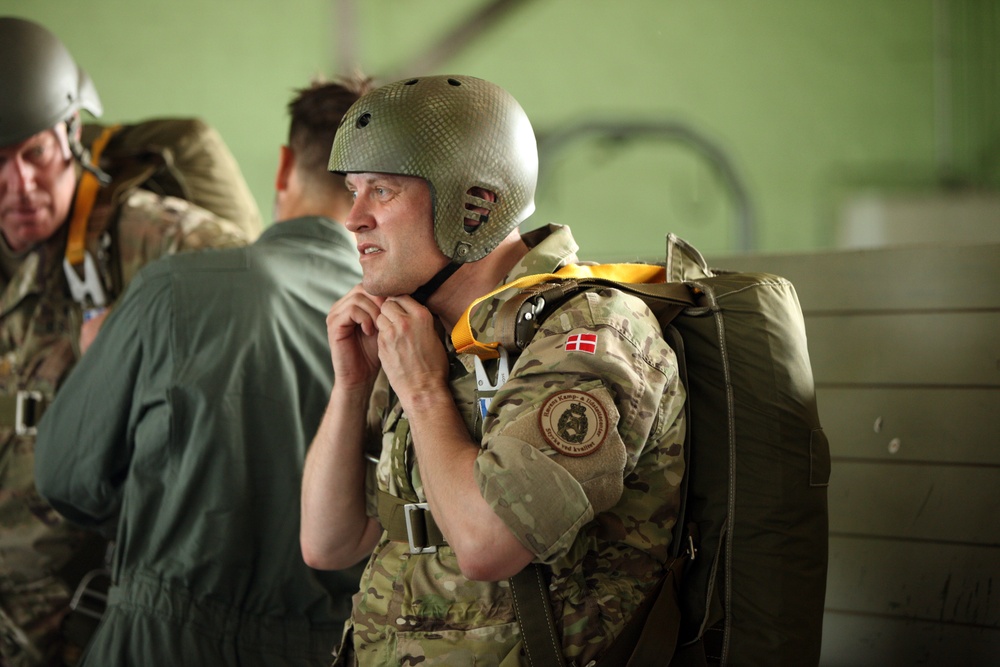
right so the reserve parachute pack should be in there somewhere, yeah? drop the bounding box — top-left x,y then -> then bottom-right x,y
452,233 -> 831,666
64,119 -> 262,311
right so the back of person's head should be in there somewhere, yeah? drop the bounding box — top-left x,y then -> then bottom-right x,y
287,76 -> 375,194
0,16 -> 102,147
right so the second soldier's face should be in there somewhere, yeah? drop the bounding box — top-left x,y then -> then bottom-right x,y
344,172 -> 450,297
0,125 -> 77,253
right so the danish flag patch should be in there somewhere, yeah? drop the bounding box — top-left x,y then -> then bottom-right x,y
565,333 -> 598,354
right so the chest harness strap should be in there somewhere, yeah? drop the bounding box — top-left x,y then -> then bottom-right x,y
0,390 -> 46,436
451,263 -> 669,360
378,411 -> 447,554
378,490 -> 445,555
0,127 -> 121,434
63,125 -> 120,317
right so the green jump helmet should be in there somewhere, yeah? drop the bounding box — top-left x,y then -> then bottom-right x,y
0,16 -> 103,147
329,75 -> 537,264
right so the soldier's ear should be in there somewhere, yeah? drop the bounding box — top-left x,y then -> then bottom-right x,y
275,145 -> 294,191
464,186 -> 496,232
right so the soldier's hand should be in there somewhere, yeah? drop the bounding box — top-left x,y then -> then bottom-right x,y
79,308 -> 109,354
326,285 -> 384,391
375,295 -> 449,407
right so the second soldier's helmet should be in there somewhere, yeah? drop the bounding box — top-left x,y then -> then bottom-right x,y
329,75 -> 537,264
0,16 -> 103,147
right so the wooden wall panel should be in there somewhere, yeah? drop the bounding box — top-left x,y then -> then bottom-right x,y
825,536 -> 999,627
819,387 -> 1000,464
806,312 -> 1000,386
820,612 -> 1000,667
715,243 -> 1000,312
828,462 -> 1000,544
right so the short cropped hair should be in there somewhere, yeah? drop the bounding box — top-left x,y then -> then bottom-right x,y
287,75 -> 375,189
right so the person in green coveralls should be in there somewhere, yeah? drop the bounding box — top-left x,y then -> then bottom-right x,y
33,78 -> 371,666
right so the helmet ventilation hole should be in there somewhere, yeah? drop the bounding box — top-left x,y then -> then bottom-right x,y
463,187 -> 495,233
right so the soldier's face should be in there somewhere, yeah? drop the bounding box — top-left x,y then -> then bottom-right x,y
344,172 -> 449,297
0,125 -> 77,252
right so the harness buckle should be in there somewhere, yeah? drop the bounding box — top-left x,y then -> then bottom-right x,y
69,568 -> 111,620
687,534 -> 698,562
15,390 -> 44,436
403,502 -> 437,555
63,252 -> 107,309
474,346 -> 510,418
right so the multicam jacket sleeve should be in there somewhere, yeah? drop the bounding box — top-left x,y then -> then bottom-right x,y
475,286 -> 686,564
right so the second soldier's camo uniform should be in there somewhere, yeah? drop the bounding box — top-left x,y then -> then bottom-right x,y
0,191 -> 247,666
343,224 -> 686,666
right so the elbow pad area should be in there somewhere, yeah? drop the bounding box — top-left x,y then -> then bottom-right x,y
475,385 -> 626,562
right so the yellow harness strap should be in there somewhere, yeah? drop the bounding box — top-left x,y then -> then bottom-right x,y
451,263 -> 666,360
65,125 -> 121,269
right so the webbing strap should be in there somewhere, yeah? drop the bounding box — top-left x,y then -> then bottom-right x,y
377,490 -> 446,551
492,281 -> 579,351
602,555 -> 687,666
65,125 -> 120,269
0,391 -> 49,435
510,554 -> 689,667
510,564 -> 565,667
451,263 -> 667,360
389,418 -> 417,501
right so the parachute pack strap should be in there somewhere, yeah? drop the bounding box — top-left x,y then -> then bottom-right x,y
493,283 -> 579,351
512,553 -> 690,667
510,564 -> 566,667
451,263 -> 668,360
452,271 -> 570,360
593,554 -> 689,667
65,124 -> 120,268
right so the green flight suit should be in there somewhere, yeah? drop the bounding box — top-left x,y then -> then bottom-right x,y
35,217 -> 365,666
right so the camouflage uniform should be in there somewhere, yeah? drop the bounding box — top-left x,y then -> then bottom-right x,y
344,224 -> 686,666
0,189 -> 247,666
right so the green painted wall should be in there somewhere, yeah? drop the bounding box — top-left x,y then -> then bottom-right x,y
6,0 -> 996,259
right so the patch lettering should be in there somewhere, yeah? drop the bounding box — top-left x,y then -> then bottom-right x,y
538,391 -> 609,457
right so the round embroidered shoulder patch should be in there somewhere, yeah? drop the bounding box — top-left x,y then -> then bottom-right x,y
538,391 -> 609,457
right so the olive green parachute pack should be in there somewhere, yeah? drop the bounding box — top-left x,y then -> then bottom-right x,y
80,118 -> 262,236
459,233 -> 830,666
58,118 -> 261,313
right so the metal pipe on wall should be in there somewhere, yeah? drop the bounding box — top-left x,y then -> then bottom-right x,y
537,120 -> 757,253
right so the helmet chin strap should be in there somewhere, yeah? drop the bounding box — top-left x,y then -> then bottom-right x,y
66,116 -> 111,185
411,261 -> 462,305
